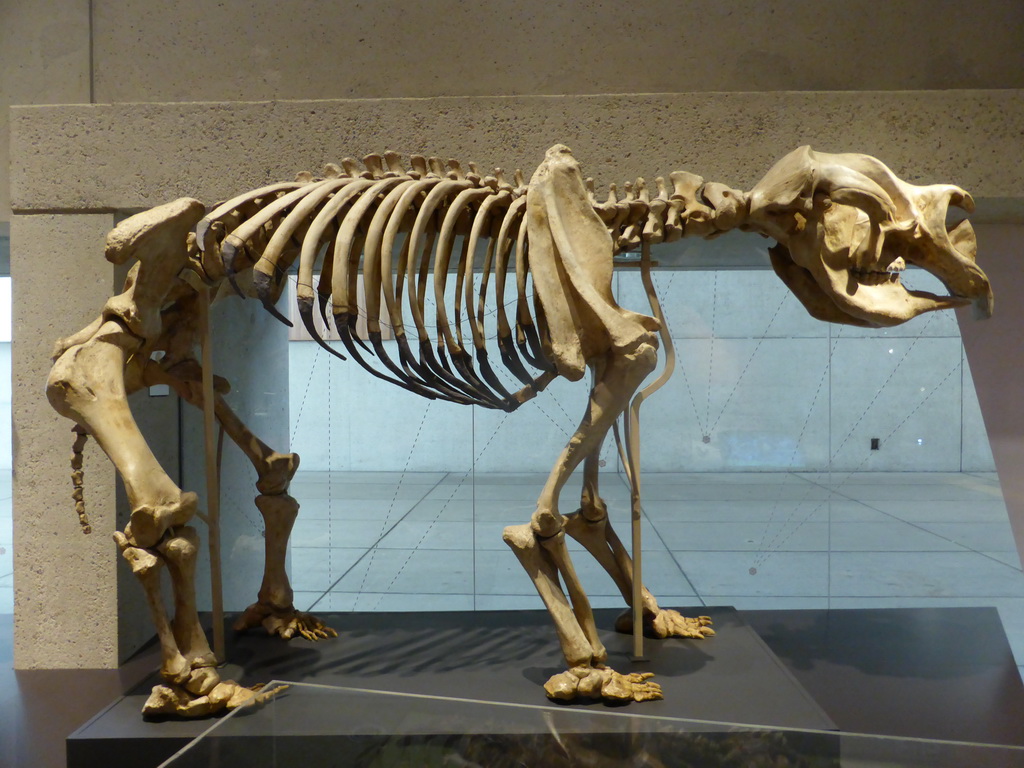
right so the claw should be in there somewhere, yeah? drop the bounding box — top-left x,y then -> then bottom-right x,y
298,298 -> 347,361
252,270 -> 294,327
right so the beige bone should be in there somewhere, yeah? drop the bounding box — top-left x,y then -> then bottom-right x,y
49,143 -> 991,716
48,197 -> 332,716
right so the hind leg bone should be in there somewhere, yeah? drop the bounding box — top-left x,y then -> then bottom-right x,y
504,343 -> 663,702
563,449 -> 714,640
47,321 -> 228,712
236,494 -> 336,640
48,321 -> 192,549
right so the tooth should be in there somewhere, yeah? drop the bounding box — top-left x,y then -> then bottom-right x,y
950,187 -> 976,214
887,257 -> 906,273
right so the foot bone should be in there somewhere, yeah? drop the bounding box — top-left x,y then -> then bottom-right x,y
234,602 -> 338,641
544,666 -> 663,703
615,608 -> 715,639
143,679 -> 287,718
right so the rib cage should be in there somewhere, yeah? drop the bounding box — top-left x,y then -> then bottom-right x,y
192,151 -> 739,412
193,152 -> 554,412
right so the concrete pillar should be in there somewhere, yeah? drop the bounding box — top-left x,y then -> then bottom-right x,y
11,213 -> 121,668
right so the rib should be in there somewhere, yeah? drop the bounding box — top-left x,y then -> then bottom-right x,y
359,178 -> 446,399
491,197 -> 538,385
462,191 -> 516,401
294,179 -> 378,360
379,179 -> 477,403
433,186 -> 508,407
252,178 -> 351,325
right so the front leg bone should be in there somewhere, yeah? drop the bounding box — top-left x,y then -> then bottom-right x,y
503,340 -> 663,702
545,667 -> 662,703
233,494 -> 337,641
563,512 -> 714,640
539,531 -> 607,664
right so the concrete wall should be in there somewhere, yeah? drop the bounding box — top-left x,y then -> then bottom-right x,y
958,225 -> 1024,562
0,0 -> 90,222
88,0 -> 1024,102
0,343 -> 11,470
4,0 -> 1023,223
11,214 -> 120,668
5,1 -> 1023,669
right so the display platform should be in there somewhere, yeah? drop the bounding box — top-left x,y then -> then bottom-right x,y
745,606 -> 1024,746
67,606 -> 1024,768
161,681 -> 842,768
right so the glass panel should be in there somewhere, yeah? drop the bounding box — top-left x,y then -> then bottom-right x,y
269,248 -> 1019,657
160,682 -> 1024,768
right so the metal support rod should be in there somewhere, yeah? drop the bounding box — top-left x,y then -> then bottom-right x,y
626,410 -> 645,660
627,240 -> 678,660
197,285 -> 225,663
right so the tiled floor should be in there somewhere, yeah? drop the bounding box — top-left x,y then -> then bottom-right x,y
0,469 -> 1022,677
286,469 -> 1024,677
0,469 -> 1021,767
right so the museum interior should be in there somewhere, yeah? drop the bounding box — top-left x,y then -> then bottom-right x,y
2,2 -> 1023,767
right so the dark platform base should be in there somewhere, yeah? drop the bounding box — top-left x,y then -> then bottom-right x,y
167,728 -> 840,768
67,606 -> 1024,768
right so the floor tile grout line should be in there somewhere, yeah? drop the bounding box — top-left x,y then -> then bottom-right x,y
977,551 -> 1024,574
292,471 -> 1023,612
305,472 -> 453,612
788,474 -> 999,559
656,548 -> 1021,555
842,494 -> 1017,566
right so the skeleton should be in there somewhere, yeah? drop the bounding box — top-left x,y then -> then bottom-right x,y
46,144 -> 992,716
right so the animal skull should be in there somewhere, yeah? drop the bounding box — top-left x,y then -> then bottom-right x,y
745,145 -> 992,328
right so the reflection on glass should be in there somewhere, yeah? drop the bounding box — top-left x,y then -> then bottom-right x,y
161,682 -> 1024,768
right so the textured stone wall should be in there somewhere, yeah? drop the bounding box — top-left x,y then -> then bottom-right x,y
11,92 -> 1024,214
11,214 -> 119,668
5,0 -> 1024,222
